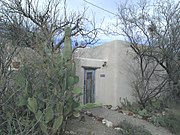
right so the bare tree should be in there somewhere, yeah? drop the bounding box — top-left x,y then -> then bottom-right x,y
0,0 -> 99,53
115,0 -> 180,102
129,51 -> 167,107
0,39 -> 18,101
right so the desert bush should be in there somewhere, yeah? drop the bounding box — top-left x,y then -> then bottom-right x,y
120,98 -> 180,134
119,120 -> 152,135
82,103 -> 102,109
145,99 -> 166,112
137,99 -> 166,119
120,97 -> 166,113
152,112 -> 180,135
120,98 -> 140,113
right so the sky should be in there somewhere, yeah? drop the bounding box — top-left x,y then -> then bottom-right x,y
3,0 -> 179,44
39,0 -> 179,44
65,0 -> 144,44
66,0 -> 124,43
37,0 -> 156,44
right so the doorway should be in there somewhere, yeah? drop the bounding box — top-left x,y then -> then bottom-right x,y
84,69 -> 95,104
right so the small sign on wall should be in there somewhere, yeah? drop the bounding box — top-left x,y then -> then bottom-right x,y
100,74 -> 105,77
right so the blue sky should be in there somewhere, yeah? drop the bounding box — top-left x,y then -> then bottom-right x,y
42,0 -> 179,44
66,0 -> 122,43
37,0 -> 150,44
66,0 -> 140,44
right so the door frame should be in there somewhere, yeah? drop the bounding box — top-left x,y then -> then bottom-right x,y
83,67 -> 96,104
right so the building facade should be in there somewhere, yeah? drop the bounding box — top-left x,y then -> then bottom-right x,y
75,40 -> 136,106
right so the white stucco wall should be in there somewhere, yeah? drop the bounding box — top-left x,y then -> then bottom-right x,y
75,40 -> 135,106
114,41 -> 135,105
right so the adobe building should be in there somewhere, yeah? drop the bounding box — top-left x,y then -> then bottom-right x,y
9,40 -> 165,106
75,40 -> 136,106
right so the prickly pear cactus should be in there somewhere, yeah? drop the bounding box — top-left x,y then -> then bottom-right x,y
11,26 -> 81,135
64,27 -> 72,62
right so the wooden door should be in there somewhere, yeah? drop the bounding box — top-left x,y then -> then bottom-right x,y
84,69 -> 95,104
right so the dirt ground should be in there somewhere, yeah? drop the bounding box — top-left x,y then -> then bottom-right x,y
65,107 -> 174,135
65,114 -> 119,135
